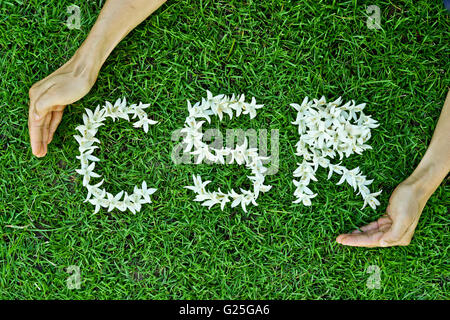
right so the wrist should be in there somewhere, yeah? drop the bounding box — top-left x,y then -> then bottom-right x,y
404,162 -> 440,205
68,48 -> 101,87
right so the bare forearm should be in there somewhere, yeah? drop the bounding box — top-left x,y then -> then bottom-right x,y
407,89 -> 450,201
71,0 -> 167,82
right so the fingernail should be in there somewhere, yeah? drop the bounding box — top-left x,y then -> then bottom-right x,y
33,112 -> 41,120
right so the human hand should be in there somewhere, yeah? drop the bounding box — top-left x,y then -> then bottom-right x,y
336,181 -> 427,247
28,58 -> 96,157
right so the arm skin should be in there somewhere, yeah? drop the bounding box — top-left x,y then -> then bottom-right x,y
337,89 -> 450,247
28,0 -> 167,157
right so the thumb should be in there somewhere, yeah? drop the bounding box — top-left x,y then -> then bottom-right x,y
34,95 -> 55,118
29,82 -> 54,119
33,86 -> 65,118
379,215 -> 408,247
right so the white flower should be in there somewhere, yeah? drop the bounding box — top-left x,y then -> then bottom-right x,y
212,147 -> 231,164
104,101 -> 118,120
230,139 -> 249,165
361,190 -> 382,210
128,192 -> 145,208
89,196 -> 109,214
75,162 -> 101,186
229,94 -> 246,117
293,161 -> 317,185
242,97 -> 264,119
290,96 -> 310,113
292,192 -> 317,206
135,181 -> 157,203
74,135 -> 99,154
181,119 -> 204,149
185,175 -> 211,195
114,98 -> 131,121
77,148 -> 100,168
107,191 -> 126,212
191,144 -> 215,164
199,191 -> 222,209
356,174 -> 373,188
329,96 -> 343,107
211,100 -> 233,121
84,179 -> 104,202
217,191 -> 231,210
76,117 -> 103,137
133,116 -> 158,133
358,114 -> 379,128
315,156 -> 330,168
123,192 -> 141,214
336,167 -> 360,191
187,100 -> 212,123
348,102 -> 366,121
327,162 -> 344,179
247,157 -> 268,175
358,185 -> 371,198
293,179 -> 316,197
90,105 -> 107,123
242,189 -> 258,207
229,189 -> 256,213
250,174 -> 272,197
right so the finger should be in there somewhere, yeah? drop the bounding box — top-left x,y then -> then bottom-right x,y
28,83 -> 54,156
336,230 -> 377,241
34,83 -> 58,117
29,90 -> 44,157
41,112 -> 52,149
29,113 -> 51,157
380,214 -> 420,247
340,215 -> 392,238
336,230 -> 385,247
29,80 -> 54,111
359,216 -> 392,232
379,215 -> 410,247
336,234 -> 350,243
35,80 -> 79,116
47,110 -> 64,144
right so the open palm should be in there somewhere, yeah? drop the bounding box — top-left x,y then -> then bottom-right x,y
336,182 -> 425,247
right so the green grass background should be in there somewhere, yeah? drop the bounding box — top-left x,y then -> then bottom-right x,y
0,0 -> 449,299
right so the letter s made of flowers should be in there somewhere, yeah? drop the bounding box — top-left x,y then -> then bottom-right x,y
182,91 -> 272,212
